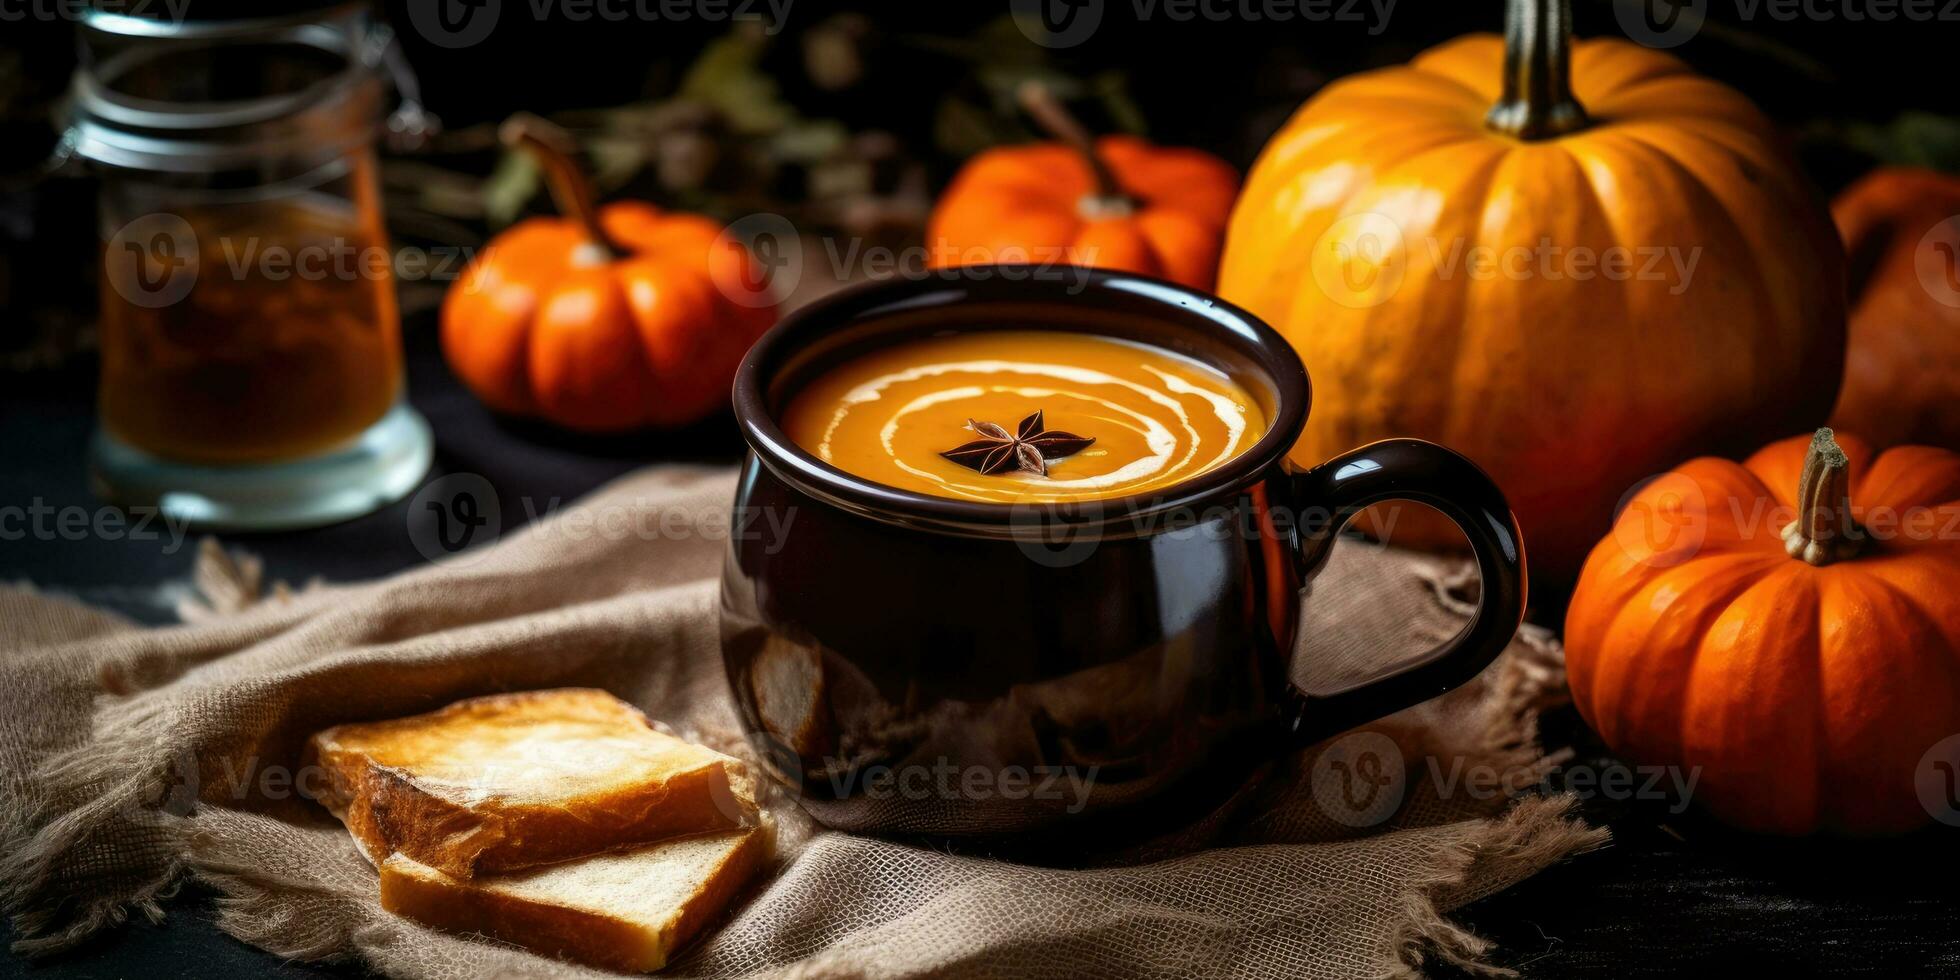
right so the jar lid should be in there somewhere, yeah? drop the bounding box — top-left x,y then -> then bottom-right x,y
79,0 -> 370,38
65,2 -> 392,172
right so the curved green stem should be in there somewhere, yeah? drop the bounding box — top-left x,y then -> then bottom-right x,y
1485,0 -> 1589,140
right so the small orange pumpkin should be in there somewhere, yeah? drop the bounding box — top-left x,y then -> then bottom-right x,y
927,84 -> 1239,290
442,116 -> 776,432
1828,167 -> 1960,450
1566,428 -> 1960,834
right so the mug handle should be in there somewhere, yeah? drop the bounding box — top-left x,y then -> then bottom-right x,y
1280,439 -> 1527,746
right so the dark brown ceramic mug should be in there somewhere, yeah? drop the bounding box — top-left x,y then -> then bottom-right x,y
721,267 -> 1524,850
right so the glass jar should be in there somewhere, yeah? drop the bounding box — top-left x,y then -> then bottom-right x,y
67,2 -> 433,529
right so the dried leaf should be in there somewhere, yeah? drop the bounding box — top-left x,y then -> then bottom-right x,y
772,119 -> 850,164
802,14 -> 868,91
679,27 -> 793,135
935,95 -> 1010,160
482,150 -> 540,228
1091,71 -> 1147,137
587,135 -> 651,189
1810,112 -> 1960,172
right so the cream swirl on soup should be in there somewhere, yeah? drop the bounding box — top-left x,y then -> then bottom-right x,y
781,331 -> 1269,503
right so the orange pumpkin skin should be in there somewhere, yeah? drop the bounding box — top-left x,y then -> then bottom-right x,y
442,203 -> 775,432
1219,35 -> 1846,588
1565,433 -> 1960,834
927,135 -> 1240,291
1828,167 -> 1960,450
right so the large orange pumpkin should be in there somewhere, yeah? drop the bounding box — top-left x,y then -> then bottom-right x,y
928,84 -> 1238,291
1566,429 -> 1960,834
1219,0 -> 1846,588
443,116 -> 776,432
1828,167 -> 1960,450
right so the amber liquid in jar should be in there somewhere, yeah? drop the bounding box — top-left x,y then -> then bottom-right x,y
97,183 -> 402,465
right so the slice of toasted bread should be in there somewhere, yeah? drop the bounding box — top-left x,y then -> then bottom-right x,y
309,689 -> 755,878
380,824 -> 774,973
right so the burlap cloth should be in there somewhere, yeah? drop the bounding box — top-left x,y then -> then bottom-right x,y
0,466 -> 1605,979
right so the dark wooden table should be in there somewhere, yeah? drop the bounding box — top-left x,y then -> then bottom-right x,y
5,319 -> 1958,979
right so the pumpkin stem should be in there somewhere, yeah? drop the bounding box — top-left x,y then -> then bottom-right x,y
1486,0 -> 1590,140
1016,82 -> 1135,220
499,113 -> 621,262
1781,428 -> 1865,566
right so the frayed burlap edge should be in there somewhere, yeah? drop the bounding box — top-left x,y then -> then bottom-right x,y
1368,562 -> 1608,978
1,539 -> 306,958
190,840 -> 369,966
1,692 -> 201,956
1381,796 -> 1607,979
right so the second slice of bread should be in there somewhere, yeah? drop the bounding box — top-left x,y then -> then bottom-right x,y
309,689 -> 755,878
379,823 -> 774,973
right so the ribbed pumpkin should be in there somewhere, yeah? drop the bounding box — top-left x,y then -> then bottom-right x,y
928,84 -> 1238,291
443,116 -> 776,432
1219,0 -> 1846,588
1566,429 -> 1960,834
1828,167 -> 1960,450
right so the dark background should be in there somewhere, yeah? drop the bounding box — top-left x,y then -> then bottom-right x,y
3,1 -> 1960,978
5,0 -> 1960,382
8,0 -> 1957,172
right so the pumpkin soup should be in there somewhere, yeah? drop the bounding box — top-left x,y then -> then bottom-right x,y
782,331 -> 1268,503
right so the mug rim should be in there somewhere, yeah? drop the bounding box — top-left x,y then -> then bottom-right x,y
730,265 -> 1311,534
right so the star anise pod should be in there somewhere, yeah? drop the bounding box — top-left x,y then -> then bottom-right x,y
940,410 -> 1095,477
